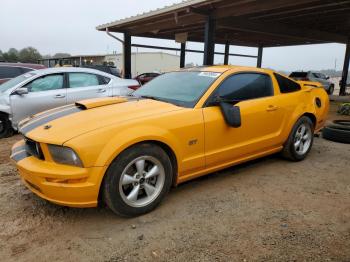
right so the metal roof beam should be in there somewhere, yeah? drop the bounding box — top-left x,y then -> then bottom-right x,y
212,0 -> 322,18
218,18 -> 348,43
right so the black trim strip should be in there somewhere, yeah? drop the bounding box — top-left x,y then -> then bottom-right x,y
11,150 -> 30,162
20,107 -> 82,135
11,145 -> 26,155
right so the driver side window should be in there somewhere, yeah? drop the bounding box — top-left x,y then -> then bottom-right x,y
217,73 -> 273,101
25,74 -> 64,92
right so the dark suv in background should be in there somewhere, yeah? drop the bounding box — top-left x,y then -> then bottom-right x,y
289,71 -> 334,94
82,65 -> 121,77
0,63 -> 46,84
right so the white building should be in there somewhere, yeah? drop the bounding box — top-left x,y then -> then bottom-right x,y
105,52 -> 180,77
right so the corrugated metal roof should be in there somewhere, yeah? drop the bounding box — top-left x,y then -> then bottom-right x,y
96,0 -> 209,30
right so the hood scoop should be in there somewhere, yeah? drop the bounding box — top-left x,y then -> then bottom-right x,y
75,97 -> 129,110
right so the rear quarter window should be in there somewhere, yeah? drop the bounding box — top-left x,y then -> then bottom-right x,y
0,66 -> 24,79
274,73 -> 301,93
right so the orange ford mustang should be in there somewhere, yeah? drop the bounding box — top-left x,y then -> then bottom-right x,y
11,66 -> 329,216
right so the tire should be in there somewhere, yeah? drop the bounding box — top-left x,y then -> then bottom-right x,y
322,126 -> 350,144
327,120 -> 350,131
282,116 -> 314,161
327,84 -> 334,95
103,143 -> 173,217
0,113 -> 14,139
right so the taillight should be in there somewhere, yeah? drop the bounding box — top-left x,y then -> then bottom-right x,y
128,85 -> 140,90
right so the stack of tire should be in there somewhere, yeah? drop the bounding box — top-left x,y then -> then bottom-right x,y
322,120 -> 350,144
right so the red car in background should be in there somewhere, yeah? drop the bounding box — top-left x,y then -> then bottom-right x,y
134,72 -> 160,86
0,63 -> 46,84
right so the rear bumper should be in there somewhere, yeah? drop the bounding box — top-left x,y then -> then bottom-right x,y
11,140 -> 107,208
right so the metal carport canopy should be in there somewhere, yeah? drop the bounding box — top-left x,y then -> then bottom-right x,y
96,0 -> 350,94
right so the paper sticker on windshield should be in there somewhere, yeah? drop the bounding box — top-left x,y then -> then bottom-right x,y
198,72 -> 220,78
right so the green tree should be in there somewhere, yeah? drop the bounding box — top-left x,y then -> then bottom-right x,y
3,48 -> 19,62
18,47 -> 42,63
0,50 -> 3,62
53,53 -> 71,58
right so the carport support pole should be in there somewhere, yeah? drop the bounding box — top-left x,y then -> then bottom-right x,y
257,45 -> 263,68
203,15 -> 216,66
180,42 -> 186,68
224,41 -> 230,65
123,32 -> 132,79
340,40 -> 350,96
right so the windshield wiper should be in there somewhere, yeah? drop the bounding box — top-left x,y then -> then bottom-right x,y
139,95 -> 159,100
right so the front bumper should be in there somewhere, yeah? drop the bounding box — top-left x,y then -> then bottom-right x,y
11,140 -> 107,208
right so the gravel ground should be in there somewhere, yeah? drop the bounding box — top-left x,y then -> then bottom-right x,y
0,102 -> 349,262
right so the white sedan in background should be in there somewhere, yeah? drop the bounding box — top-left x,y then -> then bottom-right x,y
0,67 -> 139,138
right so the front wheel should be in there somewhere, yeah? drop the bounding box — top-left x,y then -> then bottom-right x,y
103,143 -> 173,217
0,114 -> 14,139
282,116 -> 314,161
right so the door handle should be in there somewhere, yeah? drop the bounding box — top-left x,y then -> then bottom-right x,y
97,88 -> 106,93
266,105 -> 278,112
54,94 -> 65,98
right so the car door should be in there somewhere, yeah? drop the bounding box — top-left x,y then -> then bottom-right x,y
10,73 -> 66,125
66,72 -> 111,104
203,72 -> 285,168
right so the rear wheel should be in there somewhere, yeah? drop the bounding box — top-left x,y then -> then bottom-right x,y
103,143 -> 173,217
0,114 -> 14,139
282,116 -> 314,161
327,84 -> 334,95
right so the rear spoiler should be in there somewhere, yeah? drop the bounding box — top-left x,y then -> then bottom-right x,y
297,80 -> 324,89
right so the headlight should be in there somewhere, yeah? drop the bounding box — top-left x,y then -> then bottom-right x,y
47,145 -> 83,167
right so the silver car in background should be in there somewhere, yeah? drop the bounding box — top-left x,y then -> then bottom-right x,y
0,67 -> 139,138
289,71 -> 335,95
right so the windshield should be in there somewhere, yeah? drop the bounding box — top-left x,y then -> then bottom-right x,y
0,72 -> 36,93
133,71 -> 221,107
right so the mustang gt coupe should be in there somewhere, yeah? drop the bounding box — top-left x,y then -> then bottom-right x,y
11,66 -> 329,216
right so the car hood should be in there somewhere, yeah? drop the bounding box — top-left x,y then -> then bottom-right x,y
19,96 -> 183,144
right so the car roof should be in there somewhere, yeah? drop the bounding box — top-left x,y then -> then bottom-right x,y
181,65 -> 274,74
32,67 -> 118,78
0,62 -> 46,69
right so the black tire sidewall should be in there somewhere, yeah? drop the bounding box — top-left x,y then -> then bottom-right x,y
103,143 -> 173,217
284,116 -> 314,161
322,126 -> 350,144
0,114 -> 12,139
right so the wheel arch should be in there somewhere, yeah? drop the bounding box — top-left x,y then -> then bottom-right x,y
301,112 -> 317,128
97,139 -> 179,205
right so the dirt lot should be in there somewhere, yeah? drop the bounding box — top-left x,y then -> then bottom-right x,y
0,101 -> 349,262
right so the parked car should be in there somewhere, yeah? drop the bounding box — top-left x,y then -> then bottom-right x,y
0,63 -> 46,84
83,65 -> 121,77
134,72 -> 161,86
11,66 -> 329,216
289,71 -> 334,94
0,67 -> 139,138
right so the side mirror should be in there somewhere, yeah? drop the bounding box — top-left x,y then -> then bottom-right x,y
326,76 -> 330,80
219,102 -> 241,128
13,87 -> 29,96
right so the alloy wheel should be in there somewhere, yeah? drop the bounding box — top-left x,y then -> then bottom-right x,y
294,123 -> 312,155
119,156 -> 165,208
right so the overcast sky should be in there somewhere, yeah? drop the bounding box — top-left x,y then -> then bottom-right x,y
0,0 -> 347,71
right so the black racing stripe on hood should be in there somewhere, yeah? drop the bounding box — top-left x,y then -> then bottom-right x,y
18,104 -> 76,129
20,107 -> 82,135
11,145 -> 26,155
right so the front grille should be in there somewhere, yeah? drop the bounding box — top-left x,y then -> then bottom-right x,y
24,138 -> 44,160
